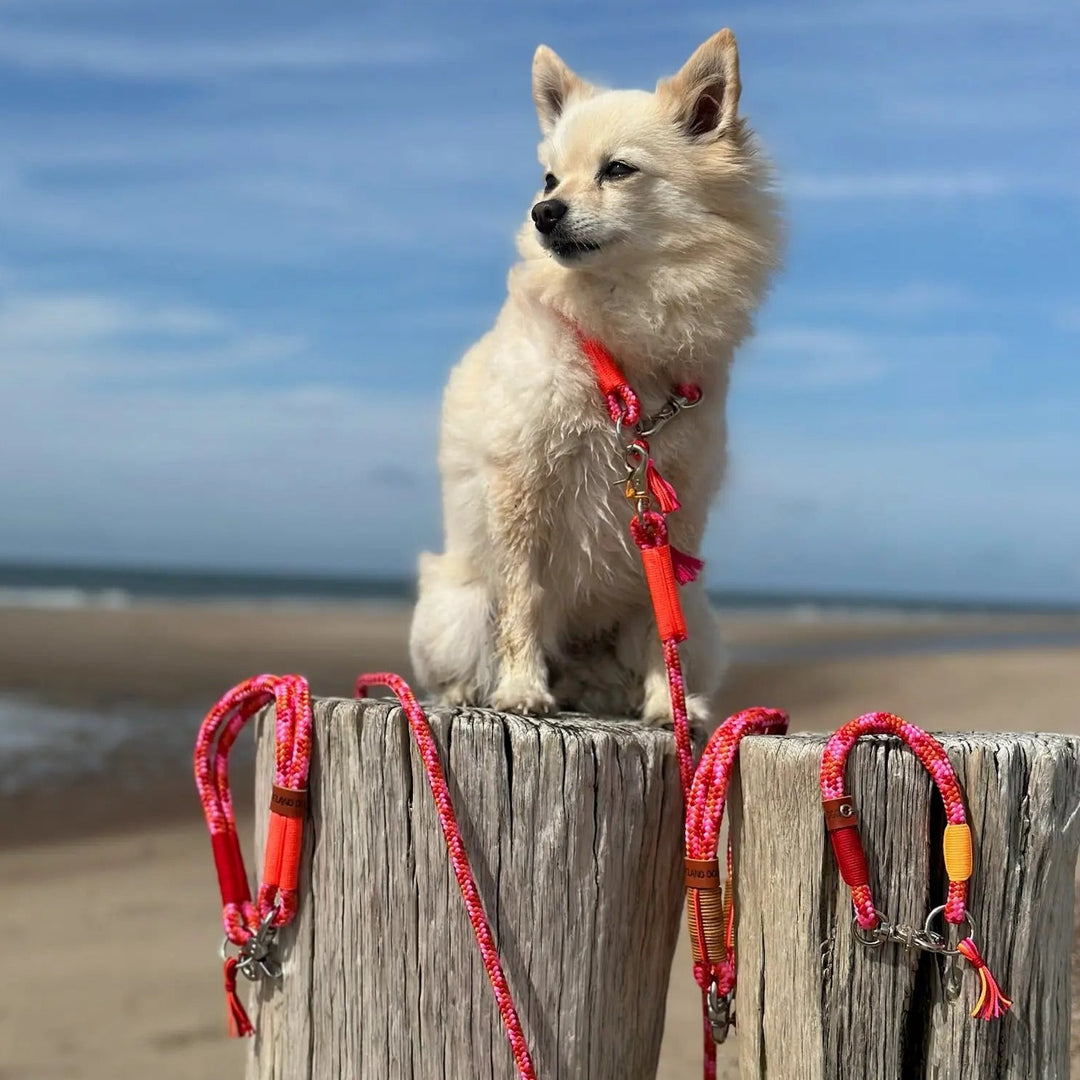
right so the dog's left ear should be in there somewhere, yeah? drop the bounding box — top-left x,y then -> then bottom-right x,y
658,29 -> 741,140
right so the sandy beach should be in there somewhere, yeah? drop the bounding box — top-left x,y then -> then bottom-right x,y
1,601 -> 1077,1078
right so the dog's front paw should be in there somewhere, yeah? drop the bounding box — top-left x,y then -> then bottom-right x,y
686,693 -> 713,727
491,676 -> 557,716
439,682 -> 478,708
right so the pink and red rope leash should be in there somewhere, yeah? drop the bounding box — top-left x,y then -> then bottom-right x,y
580,333 -> 1011,1073
193,328 -> 1010,1080
194,674 -> 313,1035
355,673 -> 536,1077
194,670 -> 537,1078
821,712 -> 1011,1020
580,330 -> 792,1078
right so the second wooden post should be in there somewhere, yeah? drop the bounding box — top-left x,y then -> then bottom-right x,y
731,731 -> 1080,1080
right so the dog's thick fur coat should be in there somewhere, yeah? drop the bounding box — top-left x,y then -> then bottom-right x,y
409,31 -> 782,723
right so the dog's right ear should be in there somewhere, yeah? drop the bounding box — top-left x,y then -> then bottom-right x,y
532,45 -> 591,136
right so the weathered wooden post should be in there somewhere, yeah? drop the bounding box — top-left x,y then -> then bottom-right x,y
247,697 -> 688,1080
732,732 -> 1080,1080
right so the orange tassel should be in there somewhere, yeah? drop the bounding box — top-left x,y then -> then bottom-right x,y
957,938 -> 1012,1020
223,956 -> 255,1037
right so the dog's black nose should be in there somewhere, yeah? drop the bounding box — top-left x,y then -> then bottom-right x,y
531,198 -> 568,235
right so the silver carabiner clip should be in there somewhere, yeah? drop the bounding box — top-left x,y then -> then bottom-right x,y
236,910 -> 283,981
706,981 -> 734,1045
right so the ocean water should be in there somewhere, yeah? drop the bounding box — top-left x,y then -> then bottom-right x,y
0,561 -> 415,609
1,559 -> 1076,615
0,696 -> 206,795
0,561 -> 1077,793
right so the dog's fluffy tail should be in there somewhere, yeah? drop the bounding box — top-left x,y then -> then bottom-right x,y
409,552 -> 496,704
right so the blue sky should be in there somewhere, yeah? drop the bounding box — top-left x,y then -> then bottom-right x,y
0,0 -> 1077,601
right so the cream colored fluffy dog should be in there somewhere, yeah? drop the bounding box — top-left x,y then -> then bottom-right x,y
409,30 -> 781,724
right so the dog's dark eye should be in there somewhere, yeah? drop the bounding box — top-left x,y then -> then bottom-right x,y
601,160 -> 638,180
543,172 -> 558,194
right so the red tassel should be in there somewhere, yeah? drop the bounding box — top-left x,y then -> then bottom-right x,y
956,938 -> 1012,1020
223,957 -> 255,1037
645,459 -> 681,513
671,547 -> 704,585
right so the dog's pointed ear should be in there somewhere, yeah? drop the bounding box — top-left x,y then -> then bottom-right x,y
658,29 -> 741,140
533,45 -> 592,135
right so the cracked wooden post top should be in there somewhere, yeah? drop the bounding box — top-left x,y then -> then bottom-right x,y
246,697 -> 690,1080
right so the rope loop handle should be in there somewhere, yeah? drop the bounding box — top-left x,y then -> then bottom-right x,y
820,711 -> 1011,1020
194,673 -> 312,946
194,674 -> 312,1037
820,712 -> 967,930
684,707 -> 788,1047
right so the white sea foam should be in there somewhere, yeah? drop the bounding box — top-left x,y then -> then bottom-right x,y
0,695 -> 201,794
0,587 -> 132,610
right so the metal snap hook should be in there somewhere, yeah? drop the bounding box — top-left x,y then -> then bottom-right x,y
923,905 -> 976,957
706,981 -> 734,1044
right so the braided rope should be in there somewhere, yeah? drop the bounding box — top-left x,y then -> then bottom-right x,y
194,674 -> 312,946
820,711 -> 968,929
356,673 -> 537,1080
684,708 -> 790,999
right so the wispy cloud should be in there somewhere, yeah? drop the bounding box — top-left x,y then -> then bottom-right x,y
879,95 -> 1077,133
743,329 -> 889,387
740,328 -> 1000,389
0,279 -> 440,571
787,283 -> 976,319
691,0 -> 1074,32
0,287 -> 303,384
784,171 -> 1076,202
0,25 -> 448,81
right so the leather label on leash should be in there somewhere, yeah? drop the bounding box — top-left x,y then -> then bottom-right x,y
823,795 -> 858,831
270,785 -> 308,819
684,857 -> 722,890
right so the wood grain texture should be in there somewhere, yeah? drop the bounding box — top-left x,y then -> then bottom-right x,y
246,698 -> 687,1080
733,732 -> 1080,1080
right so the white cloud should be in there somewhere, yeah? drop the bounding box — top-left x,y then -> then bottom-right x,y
787,283 -> 976,318
0,25 -> 447,81
786,172 -> 1018,201
879,95 -> 1076,133
0,292 -> 224,343
0,281 -> 441,572
0,287 -> 303,384
743,329 -> 889,387
739,327 -> 1000,389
